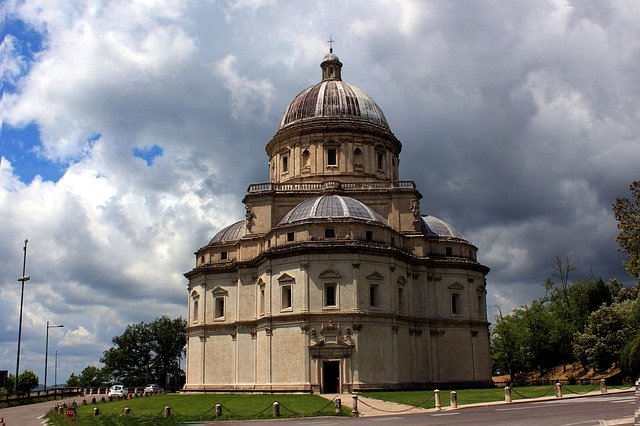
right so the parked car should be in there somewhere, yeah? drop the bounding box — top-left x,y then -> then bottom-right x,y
144,384 -> 163,393
108,384 -> 127,397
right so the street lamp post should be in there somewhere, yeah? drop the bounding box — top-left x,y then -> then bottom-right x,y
54,352 -> 59,388
15,239 -> 30,395
44,321 -> 64,392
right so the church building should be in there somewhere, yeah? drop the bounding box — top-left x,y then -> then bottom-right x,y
184,48 -> 492,392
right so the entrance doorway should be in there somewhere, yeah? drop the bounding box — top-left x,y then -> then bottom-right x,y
322,361 -> 340,394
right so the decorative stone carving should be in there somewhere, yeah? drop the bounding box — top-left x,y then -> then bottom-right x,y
245,203 -> 253,232
250,330 -> 257,339
391,325 -> 399,334
300,325 -> 309,334
265,327 -> 272,336
410,198 -> 420,223
352,323 -> 362,332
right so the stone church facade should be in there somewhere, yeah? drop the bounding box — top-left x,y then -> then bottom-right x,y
184,49 -> 492,393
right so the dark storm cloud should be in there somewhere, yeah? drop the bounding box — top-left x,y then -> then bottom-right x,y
2,0 -> 638,381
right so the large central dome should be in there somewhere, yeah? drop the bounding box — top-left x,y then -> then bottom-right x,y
277,51 -> 389,131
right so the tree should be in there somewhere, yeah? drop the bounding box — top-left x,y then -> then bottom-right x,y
4,374 -> 16,394
76,365 -> 110,388
17,370 -> 39,393
613,180 -> 640,282
148,316 -> 186,389
102,322 -> 153,387
101,316 -> 186,387
66,373 -> 80,387
491,309 -> 529,377
573,300 -> 634,371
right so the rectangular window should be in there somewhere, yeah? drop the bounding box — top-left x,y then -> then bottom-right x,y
214,297 -> 225,319
370,284 -> 379,308
287,232 -> 295,242
451,293 -> 462,315
377,152 -> 384,170
221,251 -> 228,260
192,299 -> 199,322
327,148 -> 337,166
398,287 -> 404,312
282,285 -> 292,310
445,246 -> 453,256
365,230 -> 373,241
324,228 -> 335,239
324,284 -> 337,307
259,285 -> 265,315
282,155 -> 288,172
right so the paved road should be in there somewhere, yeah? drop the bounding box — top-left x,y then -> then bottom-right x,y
209,391 -> 634,426
0,395 -> 82,426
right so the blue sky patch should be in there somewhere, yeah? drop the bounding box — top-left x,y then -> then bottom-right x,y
132,145 -> 164,166
4,16 -> 45,91
1,122 -> 66,183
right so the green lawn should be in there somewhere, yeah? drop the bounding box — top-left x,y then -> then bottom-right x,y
44,383 -> 631,424
359,383 -> 610,408
46,393 -> 349,425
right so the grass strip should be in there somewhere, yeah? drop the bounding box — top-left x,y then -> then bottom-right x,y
45,393 -> 349,425
359,383 -> 611,408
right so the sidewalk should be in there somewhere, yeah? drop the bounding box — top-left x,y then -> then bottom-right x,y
322,393 -> 430,417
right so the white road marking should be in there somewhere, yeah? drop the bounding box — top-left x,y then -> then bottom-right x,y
371,417 -> 404,422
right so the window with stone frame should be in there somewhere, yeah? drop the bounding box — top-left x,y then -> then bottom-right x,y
281,285 -> 292,310
398,286 -> 405,312
287,232 -> 295,242
282,154 -> 289,173
369,284 -> 380,308
220,251 -> 228,260
451,293 -> 462,316
477,293 -> 485,319
259,283 -> 265,315
377,151 -> 384,170
324,283 -> 337,307
327,147 -> 337,166
214,296 -> 225,319
324,228 -> 335,239
191,293 -> 199,323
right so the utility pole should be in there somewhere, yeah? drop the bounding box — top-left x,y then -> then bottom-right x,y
15,239 -> 30,395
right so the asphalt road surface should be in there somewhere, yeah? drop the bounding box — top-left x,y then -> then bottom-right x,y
211,391 -> 634,426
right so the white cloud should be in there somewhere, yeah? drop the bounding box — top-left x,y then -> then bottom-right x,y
1,0 -> 638,383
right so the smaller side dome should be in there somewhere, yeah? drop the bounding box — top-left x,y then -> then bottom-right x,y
421,215 -> 466,240
279,195 -> 386,225
209,220 -> 246,244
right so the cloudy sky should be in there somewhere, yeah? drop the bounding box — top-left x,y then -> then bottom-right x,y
2,0 -> 638,385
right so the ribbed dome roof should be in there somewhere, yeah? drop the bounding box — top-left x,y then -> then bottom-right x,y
277,50 -> 389,131
279,195 -> 387,226
209,220 -> 245,244
278,81 -> 389,130
420,216 -> 466,240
